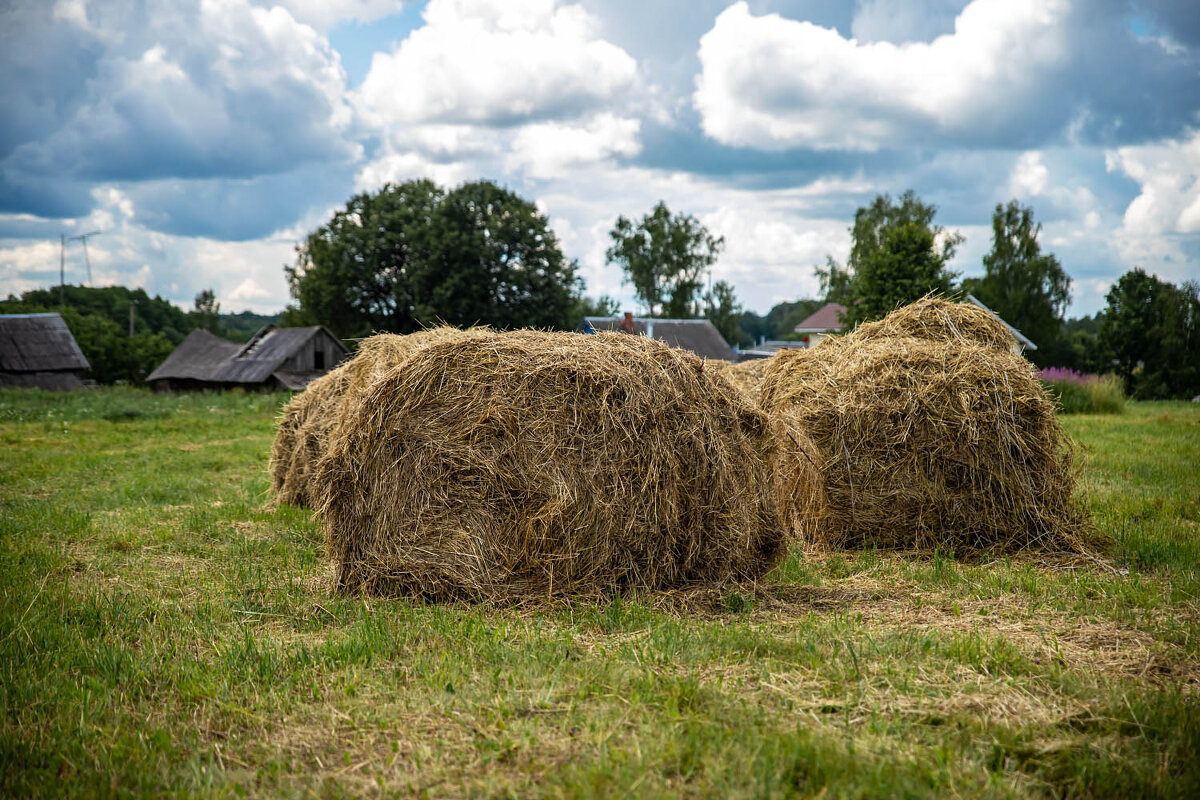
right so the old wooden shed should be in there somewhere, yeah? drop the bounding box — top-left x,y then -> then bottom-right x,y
146,324 -> 347,391
0,312 -> 91,390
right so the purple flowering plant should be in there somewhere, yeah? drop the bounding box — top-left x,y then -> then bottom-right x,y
1039,367 -> 1094,385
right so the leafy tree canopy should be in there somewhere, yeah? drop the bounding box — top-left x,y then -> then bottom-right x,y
818,191 -> 962,327
1100,269 -> 1200,399
842,218 -> 960,328
191,289 -> 222,335
7,285 -> 193,345
962,200 -> 1070,366
285,180 -> 581,337
814,256 -> 854,306
606,201 -> 724,318
848,190 -> 963,274
573,295 -> 620,319
704,280 -> 743,346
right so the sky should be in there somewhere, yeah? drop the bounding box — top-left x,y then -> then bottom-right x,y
1,0 -> 1198,318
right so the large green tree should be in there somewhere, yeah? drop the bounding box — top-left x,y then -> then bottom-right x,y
704,280 -> 743,346
284,180 -> 581,337
849,191 -> 963,274
606,201 -> 724,318
421,181 -> 580,330
1100,269 -> 1200,399
823,191 -> 962,327
963,201 -> 1071,364
285,180 -> 443,336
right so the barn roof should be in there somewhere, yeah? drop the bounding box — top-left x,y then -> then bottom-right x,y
145,329 -> 241,383
211,326 -> 328,384
580,317 -> 735,361
146,325 -> 346,386
0,312 -> 90,373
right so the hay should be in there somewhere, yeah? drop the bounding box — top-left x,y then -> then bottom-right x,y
314,329 -> 808,600
848,297 -> 1017,352
761,333 -> 1091,554
268,328 -> 464,508
269,367 -> 350,507
707,358 -> 772,404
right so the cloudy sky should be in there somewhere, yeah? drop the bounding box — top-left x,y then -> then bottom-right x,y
1,0 -> 1198,318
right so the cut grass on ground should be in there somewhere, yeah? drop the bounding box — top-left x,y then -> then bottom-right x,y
1,389 -> 1197,798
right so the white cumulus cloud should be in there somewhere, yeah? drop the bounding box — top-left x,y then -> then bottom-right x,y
267,0 -> 404,31
505,114 -> 640,178
356,0 -> 637,127
1108,129 -> 1200,237
694,0 -> 1069,150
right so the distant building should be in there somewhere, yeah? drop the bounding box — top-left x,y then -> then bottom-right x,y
792,302 -> 848,348
147,324 -> 348,391
580,313 -> 735,361
0,312 -> 91,390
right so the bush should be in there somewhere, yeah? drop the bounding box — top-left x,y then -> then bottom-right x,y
1040,368 -> 1125,414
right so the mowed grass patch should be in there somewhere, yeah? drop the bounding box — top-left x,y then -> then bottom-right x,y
0,388 -> 1197,798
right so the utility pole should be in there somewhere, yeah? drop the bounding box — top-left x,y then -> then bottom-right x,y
67,230 -> 101,285
58,230 -> 102,307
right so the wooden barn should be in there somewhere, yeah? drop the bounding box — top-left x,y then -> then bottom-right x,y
147,324 -> 348,391
0,312 -> 91,390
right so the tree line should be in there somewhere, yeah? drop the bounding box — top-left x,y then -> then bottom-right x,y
0,286 -> 276,384
8,178 -> 1195,399
735,190 -> 1198,400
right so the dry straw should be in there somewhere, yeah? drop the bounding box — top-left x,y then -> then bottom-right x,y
762,304 -> 1092,554
848,296 -> 1017,352
269,328 -> 464,507
314,329 -> 811,600
707,357 -> 773,404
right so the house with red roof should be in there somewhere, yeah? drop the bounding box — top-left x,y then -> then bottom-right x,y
792,302 -> 847,348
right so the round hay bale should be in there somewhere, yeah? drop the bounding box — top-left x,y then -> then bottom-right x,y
314,329 -> 805,600
848,297 -> 1017,352
269,327 -> 466,508
761,335 -> 1091,553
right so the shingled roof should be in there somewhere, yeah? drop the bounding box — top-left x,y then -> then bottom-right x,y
580,317 -> 735,361
147,325 -> 347,389
145,329 -> 241,383
0,313 -> 90,373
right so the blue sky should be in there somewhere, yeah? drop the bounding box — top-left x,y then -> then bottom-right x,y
1,0 -> 1198,317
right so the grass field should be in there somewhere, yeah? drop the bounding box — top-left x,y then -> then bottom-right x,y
1,387 -> 1197,798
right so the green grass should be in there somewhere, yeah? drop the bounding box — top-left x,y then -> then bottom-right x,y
1,389 -> 1197,798
1042,375 -> 1127,415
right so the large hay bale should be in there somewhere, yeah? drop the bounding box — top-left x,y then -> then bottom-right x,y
269,328 -> 464,508
707,358 -> 772,404
848,297 -> 1017,352
314,329 -> 805,600
761,334 -> 1090,553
